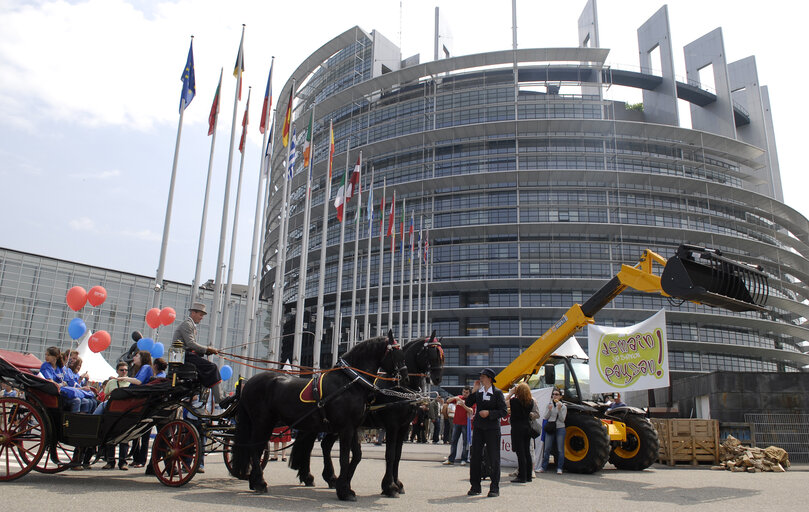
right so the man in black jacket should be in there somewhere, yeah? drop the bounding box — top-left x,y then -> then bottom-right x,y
465,368 -> 508,498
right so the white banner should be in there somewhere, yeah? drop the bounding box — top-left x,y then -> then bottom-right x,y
588,309 -> 670,394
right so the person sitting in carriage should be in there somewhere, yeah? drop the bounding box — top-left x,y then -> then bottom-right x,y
38,346 -> 87,412
172,302 -> 226,407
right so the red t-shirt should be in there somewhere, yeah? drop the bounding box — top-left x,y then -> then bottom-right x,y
452,395 -> 469,425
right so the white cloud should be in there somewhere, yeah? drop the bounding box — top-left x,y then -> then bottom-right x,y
69,216 -> 95,231
120,228 -> 160,242
68,169 -> 122,180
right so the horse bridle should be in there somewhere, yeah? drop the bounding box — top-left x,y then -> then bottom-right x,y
416,338 -> 443,383
382,340 -> 407,383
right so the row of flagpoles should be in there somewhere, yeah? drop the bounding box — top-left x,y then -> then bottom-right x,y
152,28 -> 434,373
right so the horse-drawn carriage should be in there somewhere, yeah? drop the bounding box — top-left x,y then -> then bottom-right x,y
0,352 -> 242,486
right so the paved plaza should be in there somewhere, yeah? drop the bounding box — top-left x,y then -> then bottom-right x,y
3,442 -> 807,511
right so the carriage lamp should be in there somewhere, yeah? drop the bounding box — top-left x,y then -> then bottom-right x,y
167,339 -> 185,386
168,339 -> 186,365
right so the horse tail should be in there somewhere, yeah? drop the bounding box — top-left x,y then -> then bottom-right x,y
231,396 -> 253,480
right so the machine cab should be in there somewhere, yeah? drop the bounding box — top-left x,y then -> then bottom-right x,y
526,355 -> 591,404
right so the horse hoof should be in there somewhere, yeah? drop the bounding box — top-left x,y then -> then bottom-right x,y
338,493 -> 357,502
381,490 -> 399,498
252,484 -> 268,494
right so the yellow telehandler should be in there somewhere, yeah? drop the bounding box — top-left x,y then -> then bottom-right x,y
496,244 -> 768,473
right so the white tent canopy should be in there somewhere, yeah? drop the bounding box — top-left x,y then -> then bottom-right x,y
75,332 -> 118,382
551,336 -> 588,360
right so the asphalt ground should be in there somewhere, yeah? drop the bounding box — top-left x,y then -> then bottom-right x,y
3,441 -> 807,511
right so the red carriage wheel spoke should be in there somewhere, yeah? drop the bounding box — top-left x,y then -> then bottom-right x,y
0,398 -> 45,481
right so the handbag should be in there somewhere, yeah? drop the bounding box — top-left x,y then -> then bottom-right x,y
529,399 -> 542,438
543,420 -> 557,435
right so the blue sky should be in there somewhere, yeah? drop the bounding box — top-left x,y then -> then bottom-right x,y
1,0 -> 804,287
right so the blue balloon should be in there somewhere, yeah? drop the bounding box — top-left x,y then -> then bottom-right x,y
137,337 -> 155,351
68,318 -> 86,340
150,342 -> 165,359
220,365 -> 233,381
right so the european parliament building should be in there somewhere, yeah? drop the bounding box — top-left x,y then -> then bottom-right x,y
263,2 -> 809,388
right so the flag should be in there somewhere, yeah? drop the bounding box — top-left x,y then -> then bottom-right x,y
263,123 -> 273,174
238,90 -> 250,153
259,60 -> 273,134
334,168 -> 348,222
424,237 -> 429,263
379,194 -> 385,233
400,206 -> 405,256
287,124 -> 296,179
327,121 -> 335,181
409,212 -> 414,258
208,69 -> 222,136
345,156 -> 361,202
386,192 -> 395,237
367,178 -> 374,223
303,110 -> 313,168
179,40 -> 195,112
233,32 -> 245,101
281,86 -> 293,147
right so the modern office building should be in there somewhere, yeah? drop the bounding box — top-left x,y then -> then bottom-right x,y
263,1 -> 809,389
0,247 -> 270,380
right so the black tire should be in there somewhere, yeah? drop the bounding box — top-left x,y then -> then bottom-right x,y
608,414 -> 659,470
561,412 -> 610,474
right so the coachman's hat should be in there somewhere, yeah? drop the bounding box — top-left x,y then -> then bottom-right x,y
189,302 -> 208,315
479,368 -> 497,383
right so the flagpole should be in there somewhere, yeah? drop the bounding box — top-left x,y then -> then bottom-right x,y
209,25 -> 244,350
220,86 -> 251,351
348,155 -> 362,347
427,240 -> 433,337
388,194 -> 395,332
363,166 -> 375,339
332,139 -> 351,365
313,120 -> 334,369
248,121 -> 275,377
398,198 -> 406,340
293,106 -> 316,366
245,58 -> 274,375
376,179 -> 386,336
191,68 -> 222,304
417,215 -> 423,338
271,79 -> 296,365
153,35 -> 194,310
408,211 -> 414,342
423,226 -> 429,337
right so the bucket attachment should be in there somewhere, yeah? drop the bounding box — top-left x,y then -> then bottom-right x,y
661,245 -> 768,312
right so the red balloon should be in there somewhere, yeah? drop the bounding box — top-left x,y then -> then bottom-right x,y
88,330 -> 111,353
159,307 -> 177,326
87,285 -> 107,307
146,308 -> 161,329
66,286 -> 87,311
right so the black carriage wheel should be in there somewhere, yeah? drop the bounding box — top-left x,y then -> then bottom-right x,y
0,398 -> 47,481
151,420 -> 200,487
222,437 -> 270,475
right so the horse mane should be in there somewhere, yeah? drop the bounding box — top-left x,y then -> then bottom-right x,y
339,335 -> 389,366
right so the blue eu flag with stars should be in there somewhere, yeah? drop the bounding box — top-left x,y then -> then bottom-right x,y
180,40 -> 195,112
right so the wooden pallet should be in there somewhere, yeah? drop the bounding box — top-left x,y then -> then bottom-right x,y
651,418 -> 720,466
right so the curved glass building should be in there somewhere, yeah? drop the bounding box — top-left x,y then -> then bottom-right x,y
263,5 -> 809,388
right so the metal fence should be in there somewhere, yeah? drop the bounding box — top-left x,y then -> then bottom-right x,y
745,413 -> 809,463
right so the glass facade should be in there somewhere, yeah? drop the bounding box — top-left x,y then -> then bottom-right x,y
264,28 -> 809,387
0,248 -> 271,380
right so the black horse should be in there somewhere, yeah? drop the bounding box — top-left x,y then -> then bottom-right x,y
291,331 -> 443,497
231,333 -> 406,500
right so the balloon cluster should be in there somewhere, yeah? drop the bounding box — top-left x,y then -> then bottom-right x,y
146,307 -> 176,329
65,285 -> 110,353
136,337 -> 165,359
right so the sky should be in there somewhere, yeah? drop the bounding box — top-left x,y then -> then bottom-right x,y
0,0 -> 805,289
